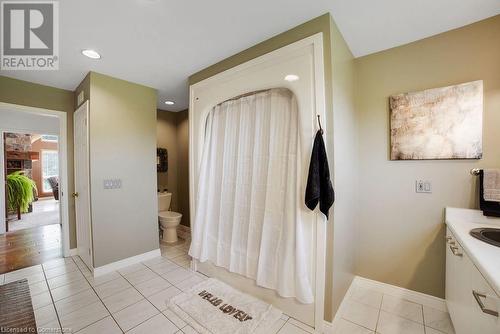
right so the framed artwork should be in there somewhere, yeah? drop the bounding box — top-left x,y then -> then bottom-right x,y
390,80 -> 483,160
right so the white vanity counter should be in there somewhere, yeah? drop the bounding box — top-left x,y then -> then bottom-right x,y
445,207 -> 500,296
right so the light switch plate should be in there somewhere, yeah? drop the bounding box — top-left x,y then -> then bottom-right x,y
103,179 -> 122,189
416,180 -> 432,193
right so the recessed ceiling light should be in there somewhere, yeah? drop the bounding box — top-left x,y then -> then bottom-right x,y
284,74 -> 299,82
164,100 -> 175,105
81,49 -> 101,59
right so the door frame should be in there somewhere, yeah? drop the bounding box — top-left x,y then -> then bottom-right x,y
0,102 -> 71,257
73,100 -> 93,269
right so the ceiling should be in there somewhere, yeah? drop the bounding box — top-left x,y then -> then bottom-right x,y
1,0 -> 499,111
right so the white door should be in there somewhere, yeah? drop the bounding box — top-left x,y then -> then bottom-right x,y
74,101 -> 93,269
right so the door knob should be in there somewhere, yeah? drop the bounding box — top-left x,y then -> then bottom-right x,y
72,192 -> 79,198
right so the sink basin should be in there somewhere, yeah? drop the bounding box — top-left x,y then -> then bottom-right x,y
470,228 -> 500,247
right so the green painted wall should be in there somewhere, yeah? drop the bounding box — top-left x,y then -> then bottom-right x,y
0,75 -> 77,249
75,72 -> 159,268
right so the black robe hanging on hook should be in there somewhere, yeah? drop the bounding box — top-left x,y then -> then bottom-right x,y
305,120 -> 334,219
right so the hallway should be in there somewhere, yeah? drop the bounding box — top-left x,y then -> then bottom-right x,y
0,224 -> 62,274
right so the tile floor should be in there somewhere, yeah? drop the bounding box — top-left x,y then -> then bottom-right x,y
333,285 -> 456,334
0,236 -> 316,334
0,232 -> 456,334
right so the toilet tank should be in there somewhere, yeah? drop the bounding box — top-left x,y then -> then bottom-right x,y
157,192 -> 172,212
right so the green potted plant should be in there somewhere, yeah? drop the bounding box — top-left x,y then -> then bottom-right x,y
6,171 -> 37,218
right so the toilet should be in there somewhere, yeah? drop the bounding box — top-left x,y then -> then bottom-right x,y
157,192 -> 182,243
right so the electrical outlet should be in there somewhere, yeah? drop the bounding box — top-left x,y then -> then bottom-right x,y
416,180 -> 432,193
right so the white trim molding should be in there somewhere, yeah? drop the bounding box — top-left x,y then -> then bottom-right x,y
67,248 -> 79,257
93,249 -> 161,277
0,102 -> 71,257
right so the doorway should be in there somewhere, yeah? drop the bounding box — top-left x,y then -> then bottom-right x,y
0,103 -> 70,274
4,132 -> 61,231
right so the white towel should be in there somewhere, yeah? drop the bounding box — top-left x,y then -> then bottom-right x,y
483,169 -> 500,202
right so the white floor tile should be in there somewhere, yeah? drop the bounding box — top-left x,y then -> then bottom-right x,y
425,327 -> 447,334
44,262 -> 78,279
335,319 -> 373,334
94,276 -> 132,298
142,256 -> 170,267
59,301 -> 109,333
147,260 -> 179,275
39,319 -> 61,332
381,294 -> 423,324
341,300 -> 379,331
162,268 -> 193,284
163,308 -> 186,328
124,268 -> 159,286
102,287 -> 144,313
277,322 -> 311,334
48,270 -> 85,289
118,263 -> 148,275
163,248 -> 186,259
172,257 -> 191,268
256,318 -> 285,334
175,275 -> 204,291
181,325 -> 199,334
76,316 -> 122,334
31,290 -> 53,309
377,310 -> 424,334
350,286 -> 383,309
147,286 -> 182,311
135,276 -> 172,297
5,271 -> 45,285
86,271 -> 121,287
34,303 -> 58,327
5,265 -> 42,280
423,306 -> 455,334
113,299 -> 159,331
29,280 -> 49,296
127,313 -> 178,334
55,289 -> 100,317
287,318 -> 315,333
42,257 -> 74,270
51,278 -> 90,301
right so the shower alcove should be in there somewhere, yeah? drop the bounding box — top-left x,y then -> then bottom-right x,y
188,34 -> 327,330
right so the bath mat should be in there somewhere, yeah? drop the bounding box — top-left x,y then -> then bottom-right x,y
168,278 -> 282,334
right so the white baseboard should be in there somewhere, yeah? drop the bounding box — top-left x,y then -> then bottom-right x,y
329,275 -> 447,333
353,276 -> 447,312
93,249 -> 161,277
67,248 -> 78,257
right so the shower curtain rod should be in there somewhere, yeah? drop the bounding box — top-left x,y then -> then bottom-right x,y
219,89 -> 272,104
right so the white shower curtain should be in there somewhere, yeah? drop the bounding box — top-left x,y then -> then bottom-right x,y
189,88 -> 313,304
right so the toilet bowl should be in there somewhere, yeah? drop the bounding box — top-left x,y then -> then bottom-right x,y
159,211 -> 182,243
157,192 -> 182,243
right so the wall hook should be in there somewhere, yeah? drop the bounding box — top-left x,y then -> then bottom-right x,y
317,115 -> 324,135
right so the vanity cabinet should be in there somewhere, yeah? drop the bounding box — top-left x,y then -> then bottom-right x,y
445,228 -> 500,334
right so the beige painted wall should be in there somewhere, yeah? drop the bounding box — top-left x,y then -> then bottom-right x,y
355,15 -> 500,298
84,72 -> 159,267
329,18 -> 358,314
0,76 -> 77,248
157,110 -> 179,212
176,110 -> 190,227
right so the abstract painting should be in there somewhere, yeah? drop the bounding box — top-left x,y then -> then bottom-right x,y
390,80 -> 483,160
